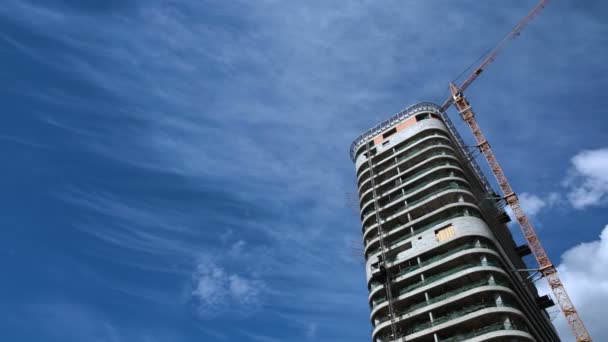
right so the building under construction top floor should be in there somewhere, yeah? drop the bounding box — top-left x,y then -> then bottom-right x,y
350,102 -> 560,342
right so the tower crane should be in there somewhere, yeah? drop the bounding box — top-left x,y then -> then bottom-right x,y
440,1 -> 592,341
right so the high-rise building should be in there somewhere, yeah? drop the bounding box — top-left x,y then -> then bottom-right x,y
350,102 -> 560,342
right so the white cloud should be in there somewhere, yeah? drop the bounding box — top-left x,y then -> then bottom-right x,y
537,224 -> 608,341
519,192 -> 549,217
505,192 -> 561,219
190,261 -> 264,317
565,148 -> 608,209
229,274 -> 263,306
191,262 -> 229,312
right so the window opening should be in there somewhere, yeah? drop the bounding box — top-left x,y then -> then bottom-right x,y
382,127 -> 397,139
435,225 -> 456,242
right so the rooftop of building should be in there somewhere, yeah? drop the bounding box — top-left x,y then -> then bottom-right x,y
349,102 -> 444,161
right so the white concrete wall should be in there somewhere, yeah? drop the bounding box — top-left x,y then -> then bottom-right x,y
355,118 -> 449,170
366,216 -> 495,282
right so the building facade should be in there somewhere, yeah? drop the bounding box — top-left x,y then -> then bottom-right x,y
350,103 -> 559,342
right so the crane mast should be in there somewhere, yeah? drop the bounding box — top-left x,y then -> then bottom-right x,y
439,1 -> 592,340
449,84 -> 592,342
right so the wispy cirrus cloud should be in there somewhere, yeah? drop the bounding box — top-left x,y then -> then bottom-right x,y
21,300 -> 183,342
2,0 -> 607,341
24,301 -> 122,342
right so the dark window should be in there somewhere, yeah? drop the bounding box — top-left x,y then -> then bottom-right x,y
382,127 -> 397,139
415,113 -> 431,121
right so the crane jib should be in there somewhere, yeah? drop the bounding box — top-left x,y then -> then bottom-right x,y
438,0 -> 592,340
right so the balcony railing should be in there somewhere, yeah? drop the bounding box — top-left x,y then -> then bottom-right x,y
374,277 -> 510,325
365,190 -> 479,258
440,322 -> 529,342
371,260 -> 500,310
375,302 -> 520,341
357,131 -> 449,178
360,159 -> 457,206
396,261 -> 500,296
363,182 -> 468,229
361,172 -> 463,218
359,146 -> 455,191
366,209 -> 479,258
390,241 -> 494,277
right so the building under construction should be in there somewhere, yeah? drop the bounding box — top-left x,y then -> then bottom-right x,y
349,103 -> 560,341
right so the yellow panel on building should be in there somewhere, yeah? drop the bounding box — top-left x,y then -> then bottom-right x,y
435,225 -> 456,242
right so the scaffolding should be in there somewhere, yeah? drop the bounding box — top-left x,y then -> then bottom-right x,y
364,140 -> 399,339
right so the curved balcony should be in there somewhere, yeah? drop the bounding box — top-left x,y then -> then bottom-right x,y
355,129 -> 449,177
368,240 -> 496,299
370,252 -> 504,316
358,154 -> 461,206
357,143 -> 457,194
357,144 -> 456,197
369,262 -> 506,318
372,279 -> 513,329
355,130 -> 450,180
359,166 -> 467,219
362,182 -> 472,232
439,321 -> 533,342
363,204 -> 482,257
362,186 -> 478,243
373,300 -> 523,341
375,307 -> 530,342
360,176 -> 470,226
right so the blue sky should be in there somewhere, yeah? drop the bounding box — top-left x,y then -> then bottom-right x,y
1,1 -> 607,341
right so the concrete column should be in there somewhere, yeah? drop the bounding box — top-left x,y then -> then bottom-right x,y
429,311 -> 434,323
488,274 -> 496,285
494,293 -> 504,307
424,291 -> 430,303
433,333 -> 439,342
480,255 -> 488,266
503,316 -> 513,330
